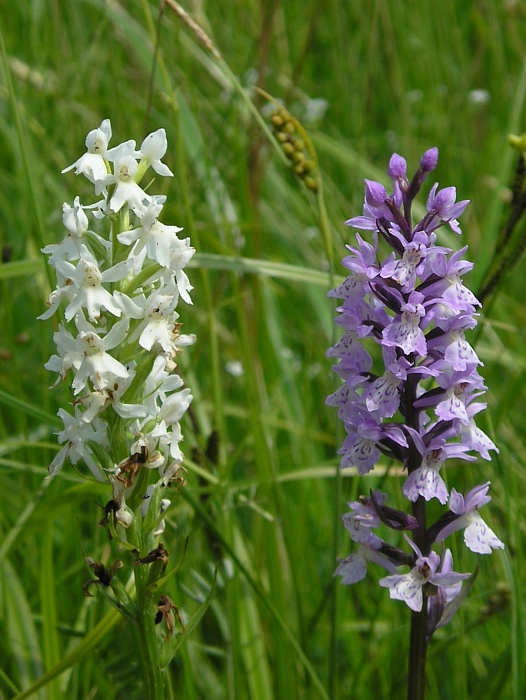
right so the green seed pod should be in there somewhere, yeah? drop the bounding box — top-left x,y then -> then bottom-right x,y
294,139 -> 305,152
292,151 -> 305,164
304,176 -> 319,192
282,142 -> 295,156
283,121 -> 295,135
271,113 -> 284,128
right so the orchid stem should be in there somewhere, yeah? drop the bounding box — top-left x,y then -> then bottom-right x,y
134,536 -> 166,700
408,604 -> 428,700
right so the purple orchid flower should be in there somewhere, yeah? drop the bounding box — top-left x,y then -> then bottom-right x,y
436,482 -> 504,554
379,539 -> 470,613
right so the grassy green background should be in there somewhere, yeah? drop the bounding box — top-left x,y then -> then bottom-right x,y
0,1 -> 525,698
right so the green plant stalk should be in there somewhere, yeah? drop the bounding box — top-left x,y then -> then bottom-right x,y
0,24 -> 52,290
472,53 -> 526,292
164,0 -> 288,168
40,525 -> 61,700
182,490 -> 330,700
140,0 -> 228,455
11,605 -> 123,700
313,139 -> 342,700
134,526 -> 166,700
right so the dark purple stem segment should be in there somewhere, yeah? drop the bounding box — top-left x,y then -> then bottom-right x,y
407,496 -> 428,700
406,372 -> 429,700
408,603 -> 428,700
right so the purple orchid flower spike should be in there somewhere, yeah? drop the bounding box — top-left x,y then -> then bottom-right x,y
327,149 -> 503,696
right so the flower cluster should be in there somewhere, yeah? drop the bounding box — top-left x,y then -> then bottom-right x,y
41,119 -> 195,524
327,149 -> 503,635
